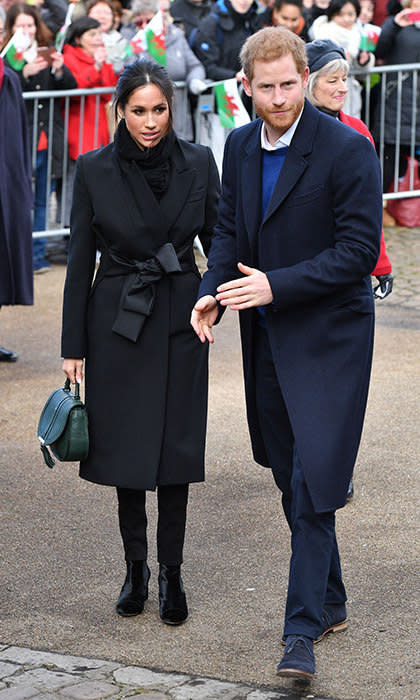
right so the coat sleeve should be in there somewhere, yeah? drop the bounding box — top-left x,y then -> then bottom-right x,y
340,114 -> 392,277
266,134 -> 383,308
198,131 -> 243,298
61,156 -> 98,358
178,33 -> 206,85
375,17 -> 400,60
198,146 -> 221,257
51,64 -> 77,90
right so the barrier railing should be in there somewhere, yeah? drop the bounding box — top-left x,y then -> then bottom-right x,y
350,62 -> 419,200
24,64 -> 419,238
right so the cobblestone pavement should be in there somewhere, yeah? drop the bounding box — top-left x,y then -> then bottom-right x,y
0,645 -> 329,700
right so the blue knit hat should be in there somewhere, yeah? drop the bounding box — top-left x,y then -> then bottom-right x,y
306,39 -> 346,73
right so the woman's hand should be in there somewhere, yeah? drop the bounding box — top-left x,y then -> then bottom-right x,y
50,50 -> 64,73
62,358 -> 84,384
358,50 -> 370,66
94,45 -> 107,70
190,295 -> 218,344
394,8 -> 415,26
22,55 -> 47,79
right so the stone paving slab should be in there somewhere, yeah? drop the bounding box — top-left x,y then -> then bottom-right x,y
0,645 -> 327,700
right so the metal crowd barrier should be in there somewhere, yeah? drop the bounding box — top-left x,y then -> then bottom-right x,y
350,62 -> 420,200
24,64 -> 419,238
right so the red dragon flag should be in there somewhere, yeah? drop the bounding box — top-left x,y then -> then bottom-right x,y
214,79 -> 250,129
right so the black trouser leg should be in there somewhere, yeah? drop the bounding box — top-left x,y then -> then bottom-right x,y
116,487 -> 147,561
157,484 -> 189,565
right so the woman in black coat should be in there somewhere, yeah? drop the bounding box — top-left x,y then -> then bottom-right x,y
0,57 -> 33,362
62,59 -> 220,625
3,3 -> 77,271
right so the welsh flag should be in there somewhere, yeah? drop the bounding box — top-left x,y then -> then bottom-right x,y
145,11 -> 166,66
0,28 -> 31,70
55,4 -> 75,53
214,79 -> 250,129
359,24 -> 380,52
123,29 -> 147,59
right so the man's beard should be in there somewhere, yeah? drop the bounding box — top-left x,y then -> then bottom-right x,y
255,96 -> 304,137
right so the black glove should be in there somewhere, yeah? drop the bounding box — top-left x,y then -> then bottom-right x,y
373,273 -> 394,299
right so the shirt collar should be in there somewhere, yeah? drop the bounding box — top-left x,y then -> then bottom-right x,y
260,107 -> 304,151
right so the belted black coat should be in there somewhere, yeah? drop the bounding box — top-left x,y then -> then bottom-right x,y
61,134 -> 220,490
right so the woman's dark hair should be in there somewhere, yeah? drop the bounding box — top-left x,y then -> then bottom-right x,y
65,17 -> 101,46
3,3 -> 52,49
327,0 -> 360,21
113,59 -> 174,125
273,0 -> 303,11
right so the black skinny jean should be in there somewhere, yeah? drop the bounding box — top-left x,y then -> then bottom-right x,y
116,484 -> 189,565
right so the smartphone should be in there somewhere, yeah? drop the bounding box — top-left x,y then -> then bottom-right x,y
408,10 -> 420,21
37,46 -> 55,64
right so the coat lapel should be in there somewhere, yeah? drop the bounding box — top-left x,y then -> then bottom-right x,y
158,139 -> 196,239
262,100 -> 319,226
241,121 -> 263,257
111,138 -> 196,248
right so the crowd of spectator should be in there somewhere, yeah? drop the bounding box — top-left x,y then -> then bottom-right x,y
0,0 -> 419,267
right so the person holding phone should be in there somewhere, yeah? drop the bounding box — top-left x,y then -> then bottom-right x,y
372,0 -> 420,207
2,3 -> 77,273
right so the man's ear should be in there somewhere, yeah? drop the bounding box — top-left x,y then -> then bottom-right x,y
242,74 -> 252,98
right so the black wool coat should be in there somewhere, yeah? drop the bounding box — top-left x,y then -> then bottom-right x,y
62,136 -> 220,490
0,62 -> 33,306
199,100 -> 383,513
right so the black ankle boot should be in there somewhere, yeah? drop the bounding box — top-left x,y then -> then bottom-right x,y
116,560 -> 150,617
158,564 -> 188,625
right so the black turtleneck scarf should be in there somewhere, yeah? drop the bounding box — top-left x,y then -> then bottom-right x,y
316,104 -> 340,120
114,118 -> 176,200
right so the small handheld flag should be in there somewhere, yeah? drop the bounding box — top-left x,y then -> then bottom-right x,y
214,79 -> 250,129
0,28 -> 31,70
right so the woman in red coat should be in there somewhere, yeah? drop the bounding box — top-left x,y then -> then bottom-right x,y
59,17 -> 118,224
63,16 -> 118,159
305,38 -> 393,301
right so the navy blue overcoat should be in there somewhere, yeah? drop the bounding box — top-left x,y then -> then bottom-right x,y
199,100 -> 383,513
0,61 -> 33,306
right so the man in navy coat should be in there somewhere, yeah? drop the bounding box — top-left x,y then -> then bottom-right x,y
191,27 -> 382,679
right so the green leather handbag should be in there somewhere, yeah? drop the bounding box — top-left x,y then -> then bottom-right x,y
37,379 -> 89,468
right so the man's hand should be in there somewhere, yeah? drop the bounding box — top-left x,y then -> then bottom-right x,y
215,262 -> 273,310
190,295 -> 218,344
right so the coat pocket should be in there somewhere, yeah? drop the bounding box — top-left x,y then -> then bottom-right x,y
284,186 -> 324,208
